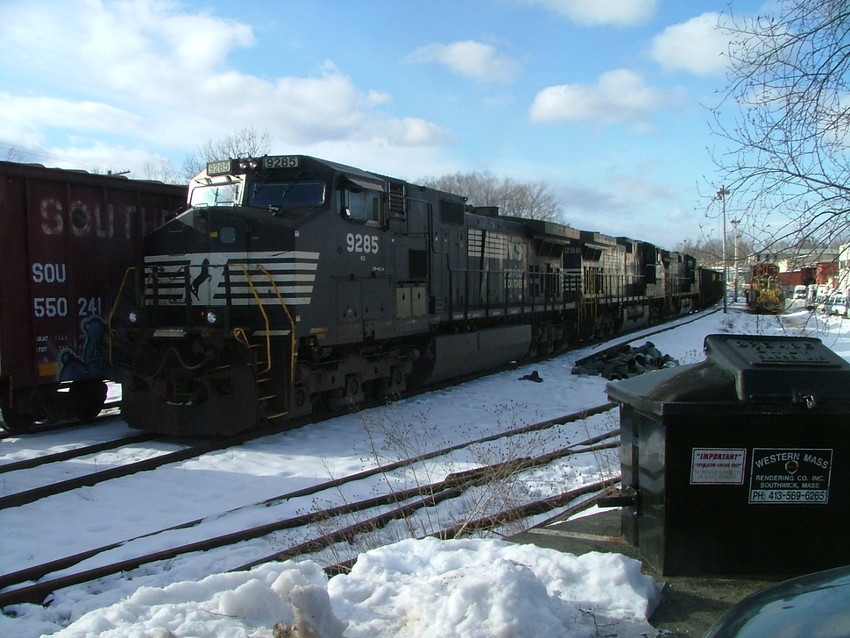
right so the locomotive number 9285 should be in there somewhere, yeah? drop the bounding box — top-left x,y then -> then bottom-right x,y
346,232 -> 379,254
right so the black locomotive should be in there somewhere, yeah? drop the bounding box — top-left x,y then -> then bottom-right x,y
117,155 -> 721,435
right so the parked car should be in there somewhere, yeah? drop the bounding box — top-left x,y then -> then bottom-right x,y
812,286 -> 834,312
823,291 -> 848,317
704,564 -> 850,637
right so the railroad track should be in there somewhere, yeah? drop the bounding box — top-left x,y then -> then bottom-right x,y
0,403 -> 620,607
0,309 -> 723,609
0,309 -> 646,510
0,400 -> 122,439
575,305 -> 721,365
0,414 -> 320,509
0,431 -> 158,475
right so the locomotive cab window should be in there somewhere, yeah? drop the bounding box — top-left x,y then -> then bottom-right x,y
248,181 -> 326,209
340,182 -> 382,224
190,181 -> 241,207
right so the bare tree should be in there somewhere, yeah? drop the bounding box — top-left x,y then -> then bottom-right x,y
3,147 -> 26,162
714,0 -> 850,255
420,170 -> 564,222
182,126 -> 272,179
678,231 -> 753,265
142,158 -> 183,184
679,235 -> 722,265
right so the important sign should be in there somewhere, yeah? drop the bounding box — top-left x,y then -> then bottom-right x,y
691,448 -> 747,485
749,448 -> 833,504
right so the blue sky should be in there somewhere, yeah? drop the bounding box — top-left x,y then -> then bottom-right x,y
0,0 -> 768,248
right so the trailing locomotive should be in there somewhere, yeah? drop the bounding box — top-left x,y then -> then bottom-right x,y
745,262 -> 786,314
118,155 -> 721,436
0,161 -> 185,432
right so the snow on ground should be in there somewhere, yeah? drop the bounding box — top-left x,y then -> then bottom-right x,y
2,303 -> 848,637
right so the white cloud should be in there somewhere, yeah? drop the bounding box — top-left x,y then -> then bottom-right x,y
0,0 -> 255,97
651,12 -> 730,77
547,171 -> 696,248
406,41 -> 521,83
42,142 -> 171,175
0,94 -> 144,142
388,119 -> 457,147
524,0 -> 657,27
529,69 -> 686,130
0,0 -> 456,174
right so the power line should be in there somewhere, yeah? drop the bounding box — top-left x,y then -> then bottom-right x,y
0,143 -> 88,167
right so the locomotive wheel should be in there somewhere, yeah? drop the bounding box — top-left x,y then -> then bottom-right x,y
70,379 -> 108,423
373,366 -> 404,400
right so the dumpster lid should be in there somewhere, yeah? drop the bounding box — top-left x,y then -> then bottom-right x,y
704,334 -> 850,404
605,334 -> 850,411
605,360 -> 735,413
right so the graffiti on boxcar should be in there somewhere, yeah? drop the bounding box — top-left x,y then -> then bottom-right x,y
58,315 -> 109,381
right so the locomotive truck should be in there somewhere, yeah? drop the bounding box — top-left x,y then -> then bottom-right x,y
117,154 -> 721,436
0,161 -> 185,432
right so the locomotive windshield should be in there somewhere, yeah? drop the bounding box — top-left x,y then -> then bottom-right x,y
190,181 -> 241,207
247,180 -> 325,208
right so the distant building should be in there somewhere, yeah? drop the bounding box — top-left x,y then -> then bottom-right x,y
752,247 -> 839,289
715,244 -> 842,294
766,247 -> 838,273
838,242 -> 850,292
777,267 -> 815,287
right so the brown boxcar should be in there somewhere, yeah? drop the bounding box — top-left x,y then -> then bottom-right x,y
0,161 -> 185,431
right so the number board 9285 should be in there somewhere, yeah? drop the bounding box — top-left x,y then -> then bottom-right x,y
346,232 -> 379,255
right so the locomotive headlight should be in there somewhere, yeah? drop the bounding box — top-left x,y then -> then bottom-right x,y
128,311 -> 138,324
206,310 -> 218,325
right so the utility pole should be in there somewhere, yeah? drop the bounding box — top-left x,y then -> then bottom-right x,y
717,186 -> 730,313
731,219 -> 740,301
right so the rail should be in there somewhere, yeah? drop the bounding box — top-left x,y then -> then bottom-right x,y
0,404 -> 618,606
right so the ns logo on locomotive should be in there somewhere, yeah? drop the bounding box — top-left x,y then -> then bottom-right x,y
117,155 -> 722,436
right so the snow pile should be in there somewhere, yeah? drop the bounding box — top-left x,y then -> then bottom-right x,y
40,537 -> 658,638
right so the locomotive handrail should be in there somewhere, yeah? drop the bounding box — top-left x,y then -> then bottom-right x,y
258,265 -> 298,381
450,266 -> 573,320
233,263 -> 272,375
184,264 -> 193,328
106,266 -> 137,364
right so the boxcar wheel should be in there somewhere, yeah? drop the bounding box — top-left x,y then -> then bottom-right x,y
70,379 -> 108,423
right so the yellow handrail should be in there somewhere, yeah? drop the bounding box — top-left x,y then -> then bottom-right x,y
258,265 -> 298,381
107,266 -> 136,365
233,263 -> 272,375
